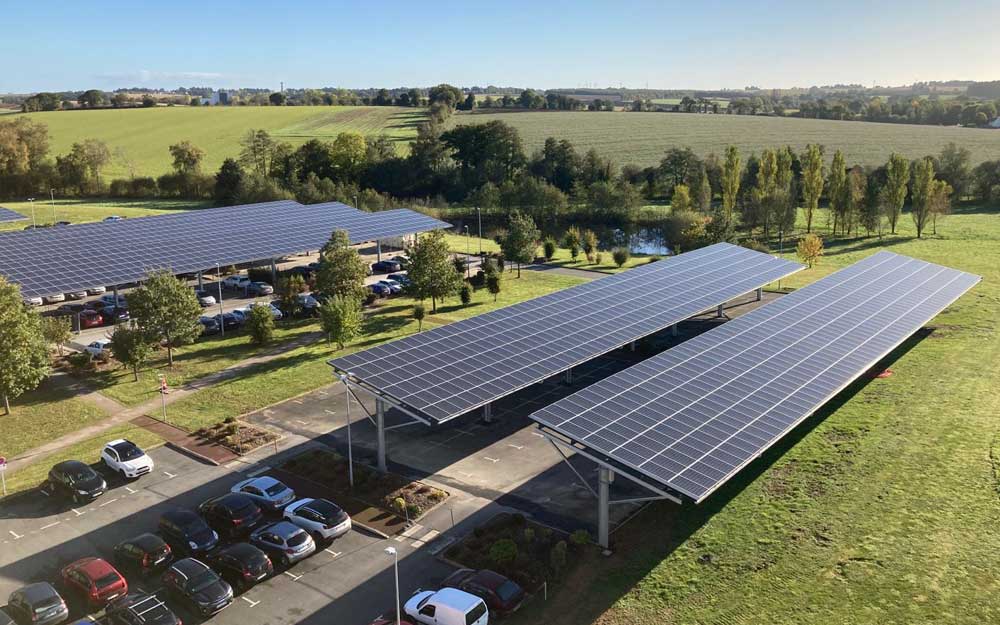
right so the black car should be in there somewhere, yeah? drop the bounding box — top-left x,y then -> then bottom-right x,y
100,306 -> 130,325
113,533 -> 173,577
0,608 -> 13,625
198,316 -> 220,336
160,559 -> 233,616
47,460 -> 106,504
197,494 -> 263,539
371,260 -> 401,274
205,543 -> 273,592
106,593 -> 180,625
158,510 -> 219,557
5,583 -> 68,625
213,313 -> 242,332
390,256 -> 409,269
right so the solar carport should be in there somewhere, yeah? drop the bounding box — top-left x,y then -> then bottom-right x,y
0,200 -> 450,299
0,207 -> 27,223
532,251 -> 980,548
329,243 -> 804,473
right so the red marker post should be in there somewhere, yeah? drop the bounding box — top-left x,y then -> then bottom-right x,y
0,456 -> 7,497
158,376 -> 169,423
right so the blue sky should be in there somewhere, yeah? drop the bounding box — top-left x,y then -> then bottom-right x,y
1,0 -> 996,93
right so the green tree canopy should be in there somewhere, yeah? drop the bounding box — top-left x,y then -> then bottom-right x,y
0,278 -> 50,414
169,140 -> 205,175
407,230 -> 464,312
319,296 -> 363,348
500,212 -> 540,277
246,305 -> 275,345
127,270 -> 203,366
316,230 -> 368,302
800,144 -> 825,233
884,153 -> 910,234
109,324 -> 154,382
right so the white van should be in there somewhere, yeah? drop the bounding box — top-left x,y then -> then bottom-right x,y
404,588 -> 488,625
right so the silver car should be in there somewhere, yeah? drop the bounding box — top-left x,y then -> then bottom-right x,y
230,476 -> 295,512
283,498 -> 352,541
249,521 -> 315,566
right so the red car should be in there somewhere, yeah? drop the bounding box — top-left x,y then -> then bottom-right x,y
79,310 -> 104,329
60,557 -> 128,609
441,568 -> 526,616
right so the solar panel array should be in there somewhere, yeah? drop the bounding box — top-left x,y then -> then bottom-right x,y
330,243 -> 803,424
0,207 -> 27,223
0,201 -> 449,297
532,251 -> 980,502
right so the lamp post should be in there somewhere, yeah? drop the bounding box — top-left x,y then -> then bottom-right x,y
475,206 -> 482,255
338,373 -> 354,488
216,262 -> 225,337
384,546 -> 400,625
27,198 -> 35,227
463,225 -> 470,277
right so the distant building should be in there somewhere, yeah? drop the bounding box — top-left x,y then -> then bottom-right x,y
990,117 -> 1000,129
199,90 -> 231,106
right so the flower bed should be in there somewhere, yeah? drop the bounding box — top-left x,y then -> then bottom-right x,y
193,417 -> 279,454
279,448 -> 448,519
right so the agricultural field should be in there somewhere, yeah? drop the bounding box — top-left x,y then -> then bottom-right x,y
517,205 -> 1000,625
11,105 -> 427,179
0,198 -> 205,232
447,110 -> 1000,168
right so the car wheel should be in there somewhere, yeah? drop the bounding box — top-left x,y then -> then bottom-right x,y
72,493 -> 80,504
280,555 -> 290,568
119,469 -> 128,480
312,531 -> 326,545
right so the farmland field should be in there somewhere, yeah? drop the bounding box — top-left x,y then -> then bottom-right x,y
447,111 -> 1000,167
11,105 -> 427,179
0,198 -> 204,232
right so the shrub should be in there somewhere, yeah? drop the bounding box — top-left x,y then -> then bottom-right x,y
612,247 -> 631,268
741,238 -> 770,254
648,254 -> 662,263
224,416 -> 236,424
392,497 -> 406,514
470,270 -> 486,288
459,284 -> 472,305
570,529 -> 592,546
473,526 -> 488,539
406,503 -> 422,518
542,237 -> 557,260
509,513 -> 527,528
364,292 -> 378,306
109,179 -> 131,197
550,540 -> 568,576
594,251 -> 604,265
489,539 -> 518,566
68,351 -> 93,371
523,527 -> 535,543
495,255 -> 505,273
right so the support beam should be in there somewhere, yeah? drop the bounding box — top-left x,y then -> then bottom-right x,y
716,303 -> 724,318
755,287 -> 763,302
197,271 -> 203,290
376,240 -> 382,262
629,341 -> 636,352
564,368 -> 573,384
671,323 -> 678,337
598,467 -> 614,552
482,402 -> 493,424
376,398 -> 387,473
270,259 -> 277,284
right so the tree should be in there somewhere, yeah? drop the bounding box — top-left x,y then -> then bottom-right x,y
563,226 -> 582,260
500,212 -> 540,278
796,233 -> 823,268
671,184 -> 693,212
581,229 -> 598,261
108,325 -> 153,382
427,84 -> 463,109
407,230 -> 463,312
78,89 -> 105,108
827,150 -> 847,234
40,316 -> 72,356
459,284 -> 472,305
126,270 -> 203,366
441,121 -> 526,190
696,165 -> 713,211
276,274 -> 307,317
141,94 -> 156,108
612,247 -> 630,268
412,303 -> 426,331
214,158 -> 243,206
317,295 -> 361,348
911,157 -> 935,238
542,237 -> 557,260
708,145 -> 742,243
246,305 -> 275,345
269,92 -> 286,106
928,180 -> 952,236
800,144 -> 825,233
486,269 -> 503,302
884,153 -> 910,234
937,142 -> 971,199
316,230 -> 368,302
0,278 -> 50,415
169,141 -> 205,175
239,129 -> 279,177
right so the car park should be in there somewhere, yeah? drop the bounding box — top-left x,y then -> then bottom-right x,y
100,307 -> 130,325
66,290 -> 90,300
404,588 -> 488,625
84,340 -> 111,357
204,543 -> 273,592
248,521 -> 316,567
47,460 -> 106,504
223,275 -> 251,290
78,310 -> 103,329
160,558 -> 233,616
192,290 -> 216,307
441,569 -> 525,616
369,283 -> 392,297
199,316 -> 221,335
230,476 -> 296,512
372,260 -> 402,274
113,534 -> 173,578
42,293 -> 66,304
6,583 -> 69,625
212,313 -> 242,332
376,279 -> 403,294
197,493 -> 263,539
242,301 -> 283,320
283,498 -> 352,542
85,286 -> 106,295
248,282 -> 273,296
59,558 -> 128,610
105,593 -> 180,625
101,439 -> 154,479
157,510 -> 219,557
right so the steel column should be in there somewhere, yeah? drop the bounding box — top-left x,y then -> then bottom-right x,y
483,402 -> 493,424
671,323 -> 678,337
756,287 -> 763,301
565,368 -> 573,384
376,398 -> 387,473
716,303 -> 724,318
598,467 -> 613,551
270,259 -> 277,284
376,240 -> 382,262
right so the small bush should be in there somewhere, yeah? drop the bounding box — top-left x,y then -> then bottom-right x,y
392,497 -> 406,514
648,255 -> 662,263
523,528 -> 535,543
542,237 -> 557,260
224,416 -> 236,424
489,539 -> 518,566
68,351 -> 93,371
406,503 -> 422,517
612,247 -> 631,268
595,252 -> 604,265
570,529 -> 592,546
459,284 -> 472,305
550,540 -> 568,576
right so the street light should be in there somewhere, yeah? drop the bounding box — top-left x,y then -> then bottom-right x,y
475,206 -> 482,255
26,198 -> 35,228
384,546 -> 400,625
463,225 -> 470,277
216,262 -> 225,337
338,373 -> 354,488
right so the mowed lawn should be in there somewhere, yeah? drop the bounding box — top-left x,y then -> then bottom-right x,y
447,111 -> 1000,168
515,206 -> 1000,625
0,198 -> 205,232
13,106 -> 427,179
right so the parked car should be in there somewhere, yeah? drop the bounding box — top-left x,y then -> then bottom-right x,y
65,290 -> 90,300
376,279 -> 403,294
101,439 -> 154,479
113,534 -> 173,578
105,593 -> 180,625
248,282 -> 273,296
47,460 -> 106,504
22,296 -> 43,306
371,260 -> 402,274
223,275 -> 251,290
204,543 -> 273,592
296,293 -> 319,311
193,290 -> 216,307
199,316 -> 221,336
230,476 -> 295,512
157,510 -> 219,557
59,558 -> 128,610
85,287 -> 106,296
6,583 -> 68,625
99,294 -> 128,307
404,588 -> 488,625
103,216 -> 124,222
42,293 -> 66,304
243,302 -> 283,320
57,303 -> 89,315
84,340 -> 111,357
386,273 -> 411,287
391,256 -> 410,269
212,313 -> 242,332
160,559 -> 232,616
100,307 -> 130,325
441,569 -> 525,616
369,283 -> 392,297
283,498 -> 352,542
248,521 -> 315,567
79,310 -> 103,329
197,494 -> 263,539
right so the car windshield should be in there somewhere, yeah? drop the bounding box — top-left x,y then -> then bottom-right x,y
65,467 -> 95,483
94,572 -> 121,590
114,443 -> 143,461
182,519 -> 208,534
264,483 -> 287,497
286,532 -> 308,547
187,570 -> 218,592
30,595 -> 61,612
306,500 -> 341,519
495,580 -> 521,602
465,601 -> 487,625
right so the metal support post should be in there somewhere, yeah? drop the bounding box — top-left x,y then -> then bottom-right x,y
376,240 -> 382,262
565,368 -> 573,384
716,304 -> 724,318
756,287 -> 763,302
196,271 -> 202,290
598,467 -> 613,552
482,402 -> 493,424
376,398 -> 387,473
671,323 -> 678,337
629,341 -> 636,352
270,259 -> 277,284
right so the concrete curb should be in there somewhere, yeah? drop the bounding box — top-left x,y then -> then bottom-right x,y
164,441 -> 221,466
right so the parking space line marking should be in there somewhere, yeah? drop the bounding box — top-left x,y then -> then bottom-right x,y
292,400 -> 303,404
39,489 -> 50,497
324,409 -> 336,416
324,549 -> 341,557
72,508 -> 86,516
99,498 -> 119,507
282,571 -> 302,581
9,530 -> 23,539
246,465 -> 271,477
240,597 -> 260,607
484,456 -> 500,463
294,420 -> 309,425
40,522 -> 60,530
125,486 -> 137,494
411,529 -> 440,547
531,432 -> 545,438
508,444 -> 524,450
163,471 -> 176,479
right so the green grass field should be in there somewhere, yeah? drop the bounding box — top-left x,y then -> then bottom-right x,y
11,106 -> 427,179
0,198 -> 206,232
514,205 -> 1000,625
448,111 -> 1000,168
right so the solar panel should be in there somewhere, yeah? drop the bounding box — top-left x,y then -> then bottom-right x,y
0,207 -> 27,223
0,201 -> 449,297
330,243 -> 803,424
532,251 -> 980,502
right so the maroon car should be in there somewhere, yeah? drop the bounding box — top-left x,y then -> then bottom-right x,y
441,569 -> 525,616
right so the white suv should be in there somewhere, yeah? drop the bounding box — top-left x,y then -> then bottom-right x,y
405,588 -> 488,625
223,275 -> 251,290
101,439 -> 154,479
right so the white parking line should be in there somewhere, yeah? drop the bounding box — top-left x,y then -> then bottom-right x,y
240,597 -> 260,607
72,508 -> 86,517
531,431 -> 546,438
99,498 -> 119,507
39,489 -> 50,497
246,465 -> 271,478
163,471 -> 176,479
411,529 -> 439,548
39,522 -> 60,530
294,420 -> 309,426
395,524 -> 424,542
483,457 -> 500,463
9,530 -> 23,539
125,486 -> 137,494
324,549 -> 341,557
324,409 -> 336,416
292,399 -> 303,404
282,571 -> 302,581
507,444 -> 524,450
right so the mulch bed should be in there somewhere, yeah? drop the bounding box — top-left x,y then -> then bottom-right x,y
193,420 -> 280,454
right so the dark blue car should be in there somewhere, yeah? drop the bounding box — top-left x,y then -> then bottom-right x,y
369,283 -> 392,297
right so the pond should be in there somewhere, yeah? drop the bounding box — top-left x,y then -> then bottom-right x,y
449,218 -> 673,256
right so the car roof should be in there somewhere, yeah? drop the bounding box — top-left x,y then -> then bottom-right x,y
169,558 -> 209,577
128,533 -> 166,550
244,475 -> 282,489
220,543 -> 265,559
467,569 -> 509,590
69,557 -> 116,579
211,492 -> 254,508
162,509 -> 199,523
18,582 -> 59,602
54,460 -> 90,472
433,588 -> 483,611
257,521 -> 302,538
